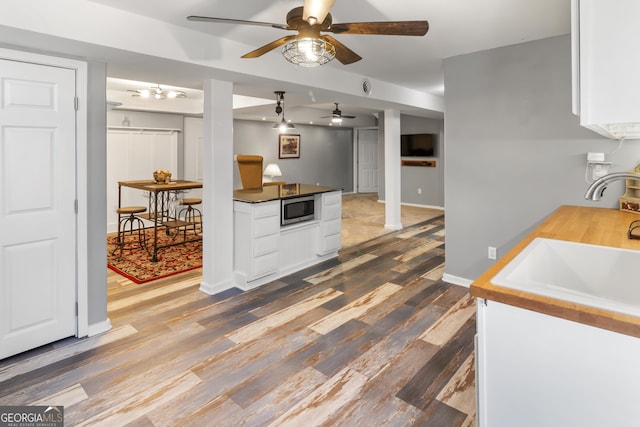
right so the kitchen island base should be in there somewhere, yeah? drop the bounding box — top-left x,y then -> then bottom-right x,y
233,189 -> 342,290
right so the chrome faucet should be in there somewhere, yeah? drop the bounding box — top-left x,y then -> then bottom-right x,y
584,172 -> 640,201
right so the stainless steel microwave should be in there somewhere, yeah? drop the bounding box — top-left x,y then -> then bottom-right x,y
281,195 -> 315,225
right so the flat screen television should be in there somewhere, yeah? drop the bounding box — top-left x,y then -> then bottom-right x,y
401,133 -> 436,157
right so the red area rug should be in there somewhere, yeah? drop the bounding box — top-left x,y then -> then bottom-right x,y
107,230 -> 202,284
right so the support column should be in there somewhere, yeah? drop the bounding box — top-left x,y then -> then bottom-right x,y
200,79 -> 234,294
383,109 -> 402,230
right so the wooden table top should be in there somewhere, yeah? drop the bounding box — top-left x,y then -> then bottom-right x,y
118,179 -> 202,191
470,205 -> 640,338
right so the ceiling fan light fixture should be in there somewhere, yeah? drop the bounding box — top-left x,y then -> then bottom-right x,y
282,37 -> 336,67
331,117 -> 342,124
302,0 -> 335,25
130,84 -> 187,100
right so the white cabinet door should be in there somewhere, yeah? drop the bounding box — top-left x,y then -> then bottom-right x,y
477,300 -> 640,427
0,58 -> 77,359
573,0 -> 640,138
357,129 -> 378,193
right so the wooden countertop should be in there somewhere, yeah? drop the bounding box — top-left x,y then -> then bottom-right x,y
119,179 -> 202,191
470,205 -> 640,338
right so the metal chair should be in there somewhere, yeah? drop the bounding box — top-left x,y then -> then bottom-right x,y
112,206 -> 147,257
178,198 -> 202,238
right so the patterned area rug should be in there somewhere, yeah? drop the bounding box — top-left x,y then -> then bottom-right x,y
107,230 -> 202,284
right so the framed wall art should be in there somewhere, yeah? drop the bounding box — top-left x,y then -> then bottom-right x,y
278,134 -> 300,159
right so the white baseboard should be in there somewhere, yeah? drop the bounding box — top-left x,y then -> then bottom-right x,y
87,318 -> 112,337
384,223 -> 403,230
199,278 -> 235,295
442,273 -> 473,288
377,199 -> 445,211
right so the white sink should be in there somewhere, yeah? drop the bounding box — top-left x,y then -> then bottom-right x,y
491,238 -> 640,317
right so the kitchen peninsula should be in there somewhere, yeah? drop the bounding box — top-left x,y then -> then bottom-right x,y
233,184 -> 342,290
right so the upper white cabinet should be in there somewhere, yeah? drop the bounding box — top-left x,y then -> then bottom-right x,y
572,0 -> 640,139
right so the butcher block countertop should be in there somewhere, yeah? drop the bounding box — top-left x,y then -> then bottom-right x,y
470,205 -> 640,338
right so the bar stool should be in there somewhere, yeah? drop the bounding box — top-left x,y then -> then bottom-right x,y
178,198 -> 202,237
112,206 -> 147,257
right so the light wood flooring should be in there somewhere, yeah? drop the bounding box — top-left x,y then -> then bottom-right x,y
341,193 -> 444,248
0,209 -> 476,426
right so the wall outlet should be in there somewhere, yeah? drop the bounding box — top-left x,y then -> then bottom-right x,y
418,188 -> 422,194
488,246 -> 497,260
592,163 -> 609,179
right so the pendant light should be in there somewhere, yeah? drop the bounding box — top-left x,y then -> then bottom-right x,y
272,91 -> 295,132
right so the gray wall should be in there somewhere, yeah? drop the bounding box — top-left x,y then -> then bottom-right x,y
400,115 -> 444,207
377,114 -> 445,207
87,61 -> 108,326
233,120 -> 354,191
443,34 -> 640,282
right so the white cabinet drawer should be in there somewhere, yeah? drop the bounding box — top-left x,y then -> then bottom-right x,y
323,203 -> 341,221
253,233 -> 278,257
253,201 -> 280,218
254,216 -> 280,238
324,192 -> 342,205
253,252 -> 278,278
318,233 -> 341,255
322,218 -> 341,236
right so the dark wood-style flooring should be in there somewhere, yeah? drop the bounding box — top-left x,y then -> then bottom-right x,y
0,215 -> 476,426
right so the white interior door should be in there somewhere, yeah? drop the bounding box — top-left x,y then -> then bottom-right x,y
357,129 -> 379,193
0,58 -> 77,359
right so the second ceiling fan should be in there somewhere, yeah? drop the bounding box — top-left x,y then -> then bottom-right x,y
322,103 -> 355,123
187,0 -> 429,66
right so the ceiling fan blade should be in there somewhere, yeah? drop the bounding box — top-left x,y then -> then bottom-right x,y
321,35 -> 362,64
241,35 -> 297,58
342,114 -> 356,119
328,21 -> 429,36
187,15 -> 290,30
303,0 -> 336,25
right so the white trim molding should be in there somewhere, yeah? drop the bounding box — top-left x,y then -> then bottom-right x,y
442,273 -> 473,288
87,318 -> 112,337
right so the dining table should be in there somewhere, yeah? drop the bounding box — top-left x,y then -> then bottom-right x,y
117,179 -> 203,262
